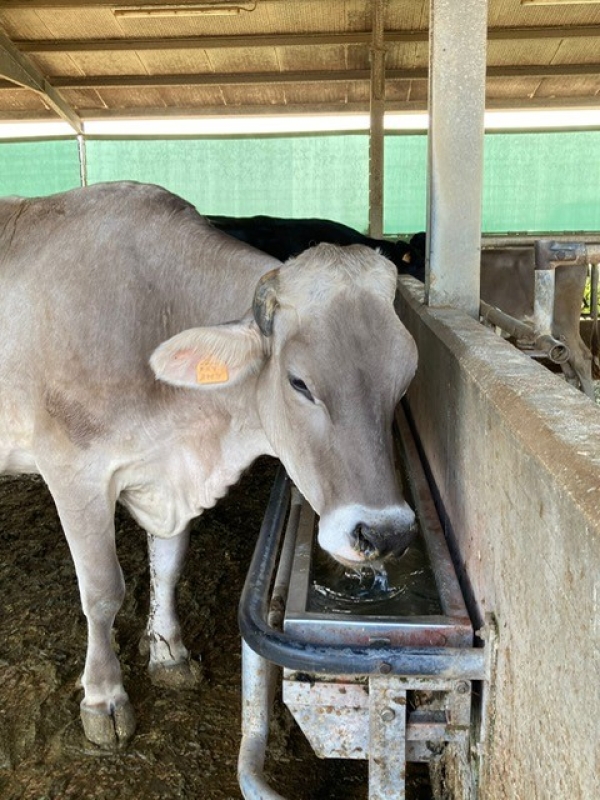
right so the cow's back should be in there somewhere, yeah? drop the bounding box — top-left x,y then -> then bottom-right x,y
0,182 -> 278,467
0,183 -> 275,384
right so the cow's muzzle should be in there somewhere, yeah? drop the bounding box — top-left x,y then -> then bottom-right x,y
318,504 -> 418,567
351,519 -> 418,563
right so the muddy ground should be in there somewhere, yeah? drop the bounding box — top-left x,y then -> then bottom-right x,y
0,458 -> 432,800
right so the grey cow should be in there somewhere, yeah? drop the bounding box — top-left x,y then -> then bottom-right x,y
0,181 -> 418,748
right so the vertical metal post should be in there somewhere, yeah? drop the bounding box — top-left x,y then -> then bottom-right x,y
369,0 -> 386,238
445,682 -> 475,800
533,268 -> 556,337
238,640 -> 286,800
369,676 -> 407,800
426,0 -> 488,316
77,133 -> 88,187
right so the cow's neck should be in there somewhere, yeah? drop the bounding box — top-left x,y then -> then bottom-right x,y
115,388 -> 273,538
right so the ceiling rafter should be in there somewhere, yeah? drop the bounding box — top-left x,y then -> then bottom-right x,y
5,95 -> 600,123
9,25 -> 600,53
14,32 -> 417,52
0,0 -> 291,6
0,63 -> 592,91
0,30 -> 82,132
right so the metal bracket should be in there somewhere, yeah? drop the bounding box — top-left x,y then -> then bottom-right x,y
0,30 -> 82,133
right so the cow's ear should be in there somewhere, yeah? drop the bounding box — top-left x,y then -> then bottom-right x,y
150,320 -> 265,389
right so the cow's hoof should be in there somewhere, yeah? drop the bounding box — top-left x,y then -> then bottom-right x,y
80,700 -> 136,749
149,658 -> 203,689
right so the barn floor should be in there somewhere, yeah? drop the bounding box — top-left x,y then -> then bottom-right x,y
0,458 -> 433,800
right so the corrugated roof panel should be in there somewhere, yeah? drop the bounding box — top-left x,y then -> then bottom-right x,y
27,52 -> 85,78
72,51 -> 150,76
23,9 -> 123,39
221,83 -> 286,107
534,75 -> 600,100
487,39 -> 562,67
283,82 -> 350,106
386,41 -> 428,70
346,82 -> 370,104
90,87 -> 168,111
0,87 -> 51,116
385,80 -> 414,105
385,0 -> 429,30
278,44 -> 348,72
205,46 -> 279,73
138,49 -> 214,74
489,0 -> 600,28
112,12 -> 266,39
0,10 -> 50,39
265,1 -> 348,34
406,79 -> 428,104
553,37 -> 600,66
486,76 -> 546,103
61,87 -> 108,113
159,84 -> 227,107
344,43 -> 370,71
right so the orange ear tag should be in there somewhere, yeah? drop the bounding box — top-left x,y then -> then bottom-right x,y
196,356 -> 229,385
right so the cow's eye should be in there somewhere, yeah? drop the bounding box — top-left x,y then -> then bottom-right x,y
289,375 -> 315,403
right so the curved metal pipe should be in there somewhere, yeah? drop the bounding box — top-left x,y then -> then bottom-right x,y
238,641 -> 287,800
534,334 -> 570,365
480,301 -> 570,364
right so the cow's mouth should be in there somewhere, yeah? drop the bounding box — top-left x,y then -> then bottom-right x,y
349,520 -> 417,565
331,544 -> 410,571
317,505 -> 418,569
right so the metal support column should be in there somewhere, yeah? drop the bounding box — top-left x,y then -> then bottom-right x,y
369,0 -> 386,238
426,0 -> 488,316
77,134 -> 88,187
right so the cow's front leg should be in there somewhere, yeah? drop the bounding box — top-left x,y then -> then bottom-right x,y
53,492 -> 135,749
144,528 -> 202,688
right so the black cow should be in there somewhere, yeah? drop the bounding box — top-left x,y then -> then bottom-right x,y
207,215 -> 426,280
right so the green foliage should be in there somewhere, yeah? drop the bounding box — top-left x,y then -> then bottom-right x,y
582,271 -> 600,318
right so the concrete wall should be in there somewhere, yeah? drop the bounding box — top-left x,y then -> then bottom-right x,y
396,278 -> 600,800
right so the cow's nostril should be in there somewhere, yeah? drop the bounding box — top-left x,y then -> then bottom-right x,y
351,523 -> 379,559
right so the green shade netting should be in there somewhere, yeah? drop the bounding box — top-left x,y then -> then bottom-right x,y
481,131 -> 600,233
0,139 -> 80,197
85,135 -> 370,231
2,130 -> 600,235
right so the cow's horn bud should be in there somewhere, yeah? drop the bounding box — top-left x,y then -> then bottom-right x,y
253,268 -> 280,337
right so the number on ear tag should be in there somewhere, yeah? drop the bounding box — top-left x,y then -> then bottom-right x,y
196,357 -> 229,385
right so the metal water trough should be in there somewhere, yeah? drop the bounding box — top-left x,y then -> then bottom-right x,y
238,406 -> 487,800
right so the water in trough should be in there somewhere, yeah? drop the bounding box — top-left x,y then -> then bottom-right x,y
310,537 -> 441,618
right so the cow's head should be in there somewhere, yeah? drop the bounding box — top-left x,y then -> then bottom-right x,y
151,244 -> 418,567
